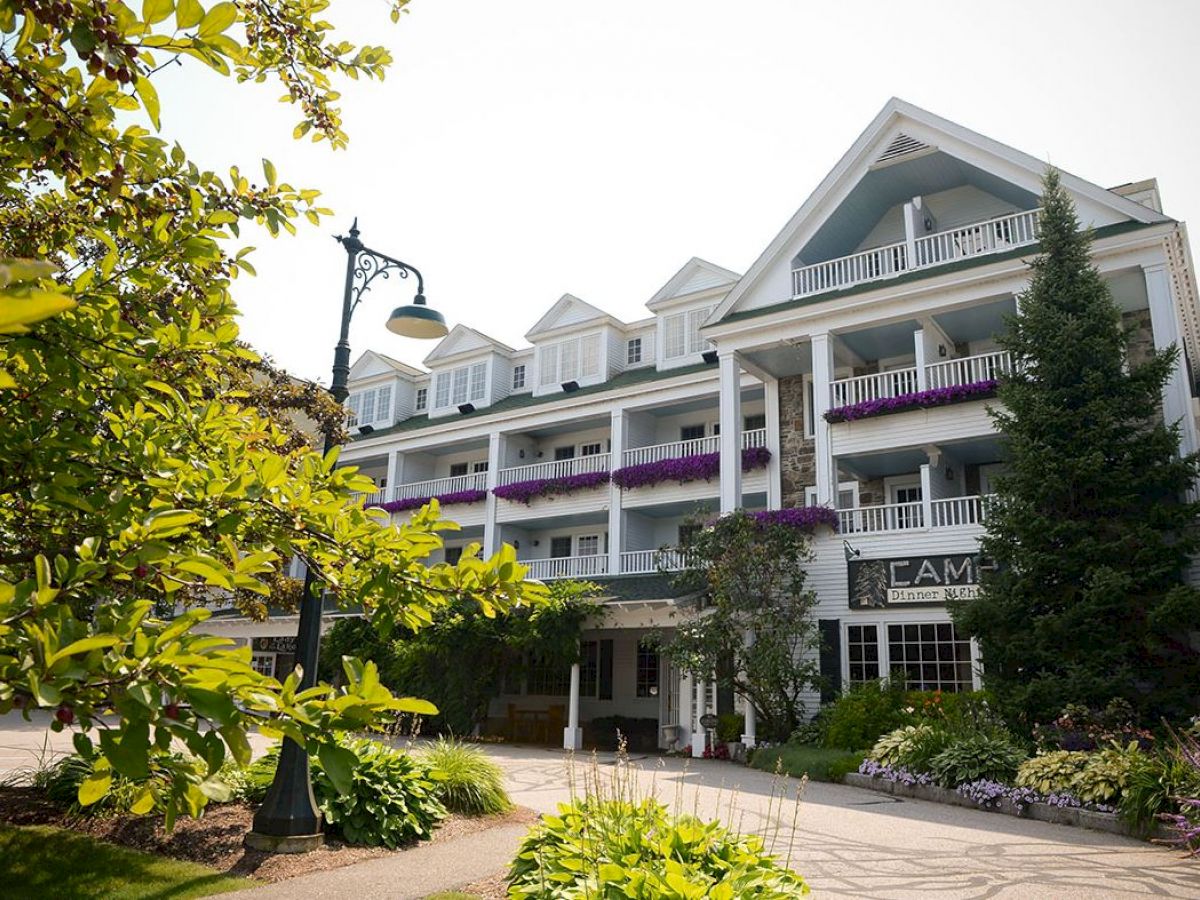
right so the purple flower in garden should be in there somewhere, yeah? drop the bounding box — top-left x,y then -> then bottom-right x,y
824,379 -> 999,424
611,447 -> 771,491
374,489 -> 487,513
492,470 -> 611,504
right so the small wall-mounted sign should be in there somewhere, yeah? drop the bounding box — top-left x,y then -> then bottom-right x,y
253,636 -> 298,653
849,553 -> 995,609
699,713 -> 720,729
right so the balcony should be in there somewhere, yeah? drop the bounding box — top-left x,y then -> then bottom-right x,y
837,495 -> 989,535
619,548 -> 690,575
830,350 -> 1011,409
621,428 -> 767,468
390,472 -> 488,502
792,209 -> 1040,298
498,452 -> 611,486
521,555 -> 610,580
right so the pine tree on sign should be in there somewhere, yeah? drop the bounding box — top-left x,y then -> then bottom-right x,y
951,170 -> 1200,727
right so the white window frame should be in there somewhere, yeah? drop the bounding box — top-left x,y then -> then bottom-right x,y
414,386 -> 428,412
662,306 -> 715,361
250,652 -> 276,678
804,481 -> 859,509
539,333 -> 602,386
512,364 -> 526,390
576,534 -> 602,556
884,475 -> 922,505
627,337 -> 642,365
346,383 -> 394,428
433,363 -> 488,410
839,619 -> 982,693
579,442 -> 603,457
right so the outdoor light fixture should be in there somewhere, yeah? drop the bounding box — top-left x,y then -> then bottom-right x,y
946,467 -> 955,480
938,344 -> 948,357
561,380 -> 579,392
248,219 -> 442,851
458,403 -> 476,414
702,350 -> 719,365
842,539 -> 861,562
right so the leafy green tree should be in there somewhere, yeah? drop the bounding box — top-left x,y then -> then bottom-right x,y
952,170 -> 1200,727
320,580 -> 600,735
0,0 -> 545,822
661,512 -> 821,742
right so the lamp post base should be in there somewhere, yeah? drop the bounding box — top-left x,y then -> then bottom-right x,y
244,831 -> 325,854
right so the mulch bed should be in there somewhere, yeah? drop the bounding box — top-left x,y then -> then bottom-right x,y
0,786 -> 538,884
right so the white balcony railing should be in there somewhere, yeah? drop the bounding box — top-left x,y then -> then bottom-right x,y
930,495 -> 987,528
620,548 -> 690,575
391,471 -> 488,502
360,488 -> 388,506
497,452 -> 611,486
792,209 -> 1040,298
830,368 -> 919,409
924,350 -> 1012,390
521,555 -> 609,580
620,429 -> 767,469
912,209 -> 1040,269
743,427 -> 767,449
838,501 -> 925,534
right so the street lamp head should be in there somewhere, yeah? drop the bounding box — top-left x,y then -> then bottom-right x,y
386,294 -> 448,339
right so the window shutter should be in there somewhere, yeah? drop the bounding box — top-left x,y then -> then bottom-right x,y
434,373 -> 451,409
664,314 -> 685,359
818,619 -> 842,703
539,345 -> 558,386
580,334 -> 600,377
598,639 -> 614,701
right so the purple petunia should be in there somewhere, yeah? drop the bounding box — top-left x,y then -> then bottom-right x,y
824,379 -> 998,424
492,470 -> 611,504
750,506 -> 838,532
373,489 -> 488,513
611,447 -> 771,491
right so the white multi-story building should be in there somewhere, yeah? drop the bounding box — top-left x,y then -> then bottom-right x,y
237,99 -> 1200,754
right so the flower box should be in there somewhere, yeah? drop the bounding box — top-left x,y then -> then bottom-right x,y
750,506 -> 838,532
824,379 -> 998,424
375,489 -> 487,514
492,470 -> 610,504
612,447 -> 770,491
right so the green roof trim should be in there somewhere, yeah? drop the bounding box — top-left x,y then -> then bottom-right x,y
719,220 -> 1158,325
353,362 -> 717,442
592,573 -> 679,603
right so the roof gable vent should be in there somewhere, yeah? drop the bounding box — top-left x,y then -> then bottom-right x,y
875,132 -> 931,165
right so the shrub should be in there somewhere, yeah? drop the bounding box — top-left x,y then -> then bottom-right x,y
750,745 -> 864,783
251,737 -> 446,848
928,733 -> 1027,788
869,726 -> 932,767
1033,699 -> 1154,752
1016,751 -> 1089,794
507,797 -> 808,897
418,738 -> 511,816
821,680 -> 908,750
898,725 -> 960,774
717,713 -> 745,744
1071,742 -> 1143,806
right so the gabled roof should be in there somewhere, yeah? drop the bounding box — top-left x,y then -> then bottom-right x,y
525,293 -> 624,340
648,258 -> 741,310
348,349 -> 423,380
422,324 -> 513,365
711,98 -> 1170,324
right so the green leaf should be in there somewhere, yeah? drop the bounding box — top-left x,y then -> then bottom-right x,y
130,786 -> 156,815
142,0 -> 175,25
317,742 -> 358,797
389,696 -> 438,716
78,772 -> 113,807
262,158 -> 276,186
184,687 -> 237,725
100,722 -> 150,779
135,76 -> 161,130
176,0 -> 203,28
197,1 -> 236,38
49,634 -> 119,665
220,724 -> 251,767
144,508 -> 200,537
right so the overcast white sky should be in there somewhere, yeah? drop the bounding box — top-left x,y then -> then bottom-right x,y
156,0 -> 1200,383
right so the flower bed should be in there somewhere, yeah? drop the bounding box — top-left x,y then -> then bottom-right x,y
375,489 -> 487,513
611,446 -> 771,490
492,470 -> 610,504
824,379 -> 998,423
750,506 -> 838,532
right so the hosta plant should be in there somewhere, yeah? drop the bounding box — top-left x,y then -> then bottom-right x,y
1071,742 -> 1144,806
508,796 -> 808,898
928,732 -> 1027,788
868,725 -> 932,767
1016,751 -> 1090,795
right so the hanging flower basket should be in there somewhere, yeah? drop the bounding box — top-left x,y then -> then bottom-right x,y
750,506 -> 838,531
374,489 -> 487,513
612,446 -> 771,490
824,379 -> 998,424
492,470 -> 610,504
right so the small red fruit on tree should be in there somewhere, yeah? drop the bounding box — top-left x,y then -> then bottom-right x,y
164,703 -> 179,720
55,706 -> 74,725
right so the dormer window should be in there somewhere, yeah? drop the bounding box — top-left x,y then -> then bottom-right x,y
627,338 -> 642,364
538,334 -> 601,387
663,307 -> 713,360
433,362 -> 487,411
415,387 -> 428,412
346,384 -> 394,429
512,364 -> 526,390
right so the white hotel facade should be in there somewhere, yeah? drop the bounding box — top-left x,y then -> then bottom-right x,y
238,100 -> 1200,754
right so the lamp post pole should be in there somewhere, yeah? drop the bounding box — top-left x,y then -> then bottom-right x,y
247,220 -> 436,850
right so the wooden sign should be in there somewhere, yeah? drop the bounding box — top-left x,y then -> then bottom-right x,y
848,553 -> 995,609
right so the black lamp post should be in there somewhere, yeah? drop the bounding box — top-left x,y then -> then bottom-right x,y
246,220 -> 446,851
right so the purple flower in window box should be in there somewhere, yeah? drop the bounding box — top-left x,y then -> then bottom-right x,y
374,489 -> 488,513
750,506 -> 838,532
492,470 -> 611,504
824,379 -> 999,424
611,447 -> 771,491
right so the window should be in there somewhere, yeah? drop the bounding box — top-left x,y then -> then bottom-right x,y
577,534 -> 600,556
539,334 -> 602,386
627,338 -> 642,364
680,424 -> 706,442
345,383 -> 393,428
414,387 -> 427,412
444,546 -> 463,565
432,363 -> 488,410
636,643 -> 659,698
554,445 -> 575,461
512,364 -> 526,390
580,640 -> 599,697
449,463 -> 469,477
526,655 -> 571,696
580,442 -> 602,457
743,413 -> 766,432
803,375 -> 815,439
847,625 -> 880,684
549,536 -> 573,558
250,653 -> 276,677
472,461 -> 489,473
887,622 -> 973,692
805,482 -> 859,510
891,482 -> 923,529
662,306 -> 714,360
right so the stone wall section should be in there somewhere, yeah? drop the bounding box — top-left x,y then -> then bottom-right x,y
778,375 -> 815,509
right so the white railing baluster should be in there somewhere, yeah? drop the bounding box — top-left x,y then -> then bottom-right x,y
923,350 -> 1011,391
388,471 -> 489,503
498,452 -> 611,486
521,555 -> 610,580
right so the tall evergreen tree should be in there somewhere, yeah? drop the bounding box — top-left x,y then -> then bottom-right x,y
953,171 -> 1200,726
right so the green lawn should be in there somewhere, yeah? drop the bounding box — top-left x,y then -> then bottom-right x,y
748,745 -> 865,783
0,824 -> 252,899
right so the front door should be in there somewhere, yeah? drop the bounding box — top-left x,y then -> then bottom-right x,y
891,483 -> 922,529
